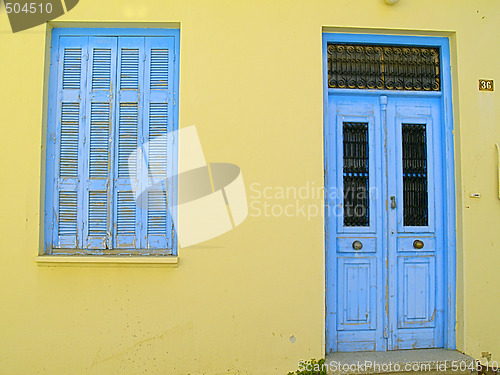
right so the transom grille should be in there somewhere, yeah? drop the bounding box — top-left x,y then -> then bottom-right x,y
327,44 -> 440,91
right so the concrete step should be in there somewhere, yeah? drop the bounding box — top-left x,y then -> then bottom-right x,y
325,349 -> 476,375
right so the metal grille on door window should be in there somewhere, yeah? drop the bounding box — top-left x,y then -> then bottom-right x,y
402,123 -> 428,226
343,122 -> 369,227
327,44 -> 440,91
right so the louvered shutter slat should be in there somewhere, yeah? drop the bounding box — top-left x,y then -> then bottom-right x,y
83,37 -> 117,250
59,102 -> 79,178
58,191 -> 78,236
88,191 -> 107,236
89,102 -> 111,179
118,103 -> 138,178
62,48 -> 82,89
91,48 -> 112,90
143,37 -> 175,251
117,190 -> 137,235
120,48 -> 140,89
113,37 -> 144,249
53,36 -> 88,249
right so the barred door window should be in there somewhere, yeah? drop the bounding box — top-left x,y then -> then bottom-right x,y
402,123 -> 429,227
343,122 -> 370,227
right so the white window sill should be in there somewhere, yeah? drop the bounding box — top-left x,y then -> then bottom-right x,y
36,255 -> 179,267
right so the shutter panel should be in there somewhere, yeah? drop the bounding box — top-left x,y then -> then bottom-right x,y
53,36 -> 88,248
143,37 -> 175,251
113,37 -> 145,249
83,37 -> 117,249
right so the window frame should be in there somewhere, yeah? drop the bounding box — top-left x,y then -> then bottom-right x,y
43,27 -> 180,257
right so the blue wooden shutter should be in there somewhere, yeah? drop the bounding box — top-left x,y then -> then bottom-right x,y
82,37 -> 117,249
113,37 -> 145,249
53,36 -> 88,248
142,37 -> 175,250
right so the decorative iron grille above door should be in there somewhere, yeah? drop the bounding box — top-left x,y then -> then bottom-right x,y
327,44 -> 440,91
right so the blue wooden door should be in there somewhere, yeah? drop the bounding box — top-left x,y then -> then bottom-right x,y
325,93 -> 445,351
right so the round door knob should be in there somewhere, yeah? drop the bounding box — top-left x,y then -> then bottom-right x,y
413,240 -> 424,249
352,240 -> 363,250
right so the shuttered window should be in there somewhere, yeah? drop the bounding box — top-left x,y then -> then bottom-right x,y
44,29 -> 179,255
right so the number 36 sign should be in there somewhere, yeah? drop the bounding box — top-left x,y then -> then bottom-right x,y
1,0 -> 79,33
479,79 -> 494,91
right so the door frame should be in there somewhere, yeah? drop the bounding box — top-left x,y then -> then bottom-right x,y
323,32 -> 456,352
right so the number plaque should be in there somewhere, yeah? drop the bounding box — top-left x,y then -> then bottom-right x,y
479,79 -> 494,91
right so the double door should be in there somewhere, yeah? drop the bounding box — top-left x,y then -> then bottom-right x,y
326,94 -> 445,351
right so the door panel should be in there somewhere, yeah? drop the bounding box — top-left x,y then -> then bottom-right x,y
337,257 -> 377,331
387,97 -> 444,350
327,95 -> 386,352
397,256 -> 436,328
326,94 -> 444,352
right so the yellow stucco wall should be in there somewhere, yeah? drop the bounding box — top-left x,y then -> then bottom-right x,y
0,0 -> 499,374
